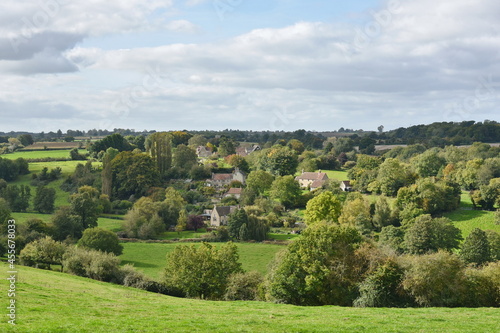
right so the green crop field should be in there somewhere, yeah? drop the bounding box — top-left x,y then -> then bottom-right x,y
120,242 -> 284,279
1,262 -> 498,332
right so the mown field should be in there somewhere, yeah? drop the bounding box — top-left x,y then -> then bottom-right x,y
120,242 -> 284,279
1,262 -> 498,333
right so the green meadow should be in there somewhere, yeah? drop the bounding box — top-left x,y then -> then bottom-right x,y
120,242 -> 284,279
320,169 -> 348,181
1,262 -> 498,333
2,149 -> 88,160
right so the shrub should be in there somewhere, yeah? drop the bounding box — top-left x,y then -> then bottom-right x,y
463,266 -> 499,307
354,259 -> 413,308
267,223 -> 364,306
224,271 -> 264,301
63,247 -> 121,282
401,251 -> 468,307
19,236 -> 66,270
161,242 -> 242,300
77,227 -> 123,256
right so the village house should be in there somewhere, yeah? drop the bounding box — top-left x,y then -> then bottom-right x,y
223,187 -> 243,199
295,171 -> 329,189
196,146 -> 213,158
210,205 -> 238,227
340,180 -> 353,192
236,144 -> 261,157
208,168 -> 246,187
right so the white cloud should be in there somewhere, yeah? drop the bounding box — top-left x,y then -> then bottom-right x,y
1,0 -> 499,131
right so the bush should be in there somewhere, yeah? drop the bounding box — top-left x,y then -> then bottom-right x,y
19,236 -> 66,269
118,265 -> 168,293
463,266 -> 499,307
63,247 -> 121,282
77,227 -> 123,255
354,259 -> 412,308
201,226 -> 230,242
161,242 -> 242,300
401,251 -> 468,307
267,223 -> 364,306
224,271 -> 264,301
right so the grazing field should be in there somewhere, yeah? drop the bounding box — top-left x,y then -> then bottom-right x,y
320,169 -> 348,181
24,141 -> 84,149
444,190 -> 499,238
10,212 -> 53,224
1,262 -> 498,333
445,209 -> 499,237
158,229 -> 209,240
120,242 -> 284,279
1,149 -> 88,160
97,217 -> 125,233
8,160 -> 101,211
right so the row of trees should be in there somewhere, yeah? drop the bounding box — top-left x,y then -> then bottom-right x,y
111,221 -> 499,306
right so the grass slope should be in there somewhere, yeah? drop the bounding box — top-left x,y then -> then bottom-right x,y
120,242 -> 284,279
1,262 -> 498,332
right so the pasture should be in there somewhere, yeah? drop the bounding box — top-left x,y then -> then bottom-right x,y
1,262 -> 498,333
119,242 -> 284,279
2,149 -> 88,160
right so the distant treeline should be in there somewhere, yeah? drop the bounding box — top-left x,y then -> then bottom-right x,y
1,120 -> 499,148
380,120 -> 500,145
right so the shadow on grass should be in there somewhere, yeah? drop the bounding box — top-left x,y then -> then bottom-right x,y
121,260 -> 159,269
444,209 -> 490,222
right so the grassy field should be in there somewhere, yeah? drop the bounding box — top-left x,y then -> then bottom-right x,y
1,262 -> 498,332
320,169 -> 348,181
445,209 -> 499,237
120,242 -> 284,279
8,160 -> 101,212
443,191 -> 499,238
2,149 -> 88,160
97,217 -> 124,233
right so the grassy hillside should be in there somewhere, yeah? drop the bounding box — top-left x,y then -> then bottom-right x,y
120,242 -> 284,279
1,262 -> 498,332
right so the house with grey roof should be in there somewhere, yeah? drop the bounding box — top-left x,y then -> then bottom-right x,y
210,205 -> 238,227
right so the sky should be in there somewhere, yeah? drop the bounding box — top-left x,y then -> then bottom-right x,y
0,0 -> 499,133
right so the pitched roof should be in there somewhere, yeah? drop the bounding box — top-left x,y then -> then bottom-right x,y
226,188 -> 243,195
341,180 -> 351,187
295,172 -> 328,181
215,206 -> 232,216
214,205 -> 237,216
310,179 -> 326,189
212,173 -> 233,181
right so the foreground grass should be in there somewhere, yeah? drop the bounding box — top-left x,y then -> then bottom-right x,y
120,242 -> 284,279
1,262 -> 498,332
